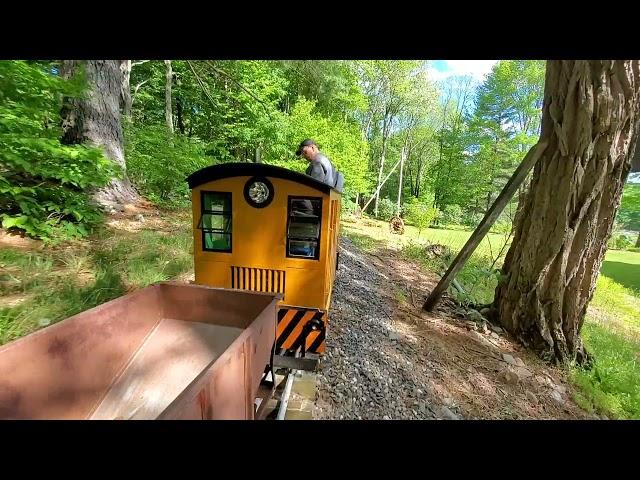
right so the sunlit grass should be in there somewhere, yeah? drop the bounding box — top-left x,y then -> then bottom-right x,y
0,210 -> 193,345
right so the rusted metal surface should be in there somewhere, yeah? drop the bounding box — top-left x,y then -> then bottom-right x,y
0,282 -> 278,420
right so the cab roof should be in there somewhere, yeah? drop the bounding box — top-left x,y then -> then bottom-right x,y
186,162 -> 341,194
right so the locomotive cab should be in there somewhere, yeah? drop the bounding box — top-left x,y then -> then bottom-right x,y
186,163 -> 341,361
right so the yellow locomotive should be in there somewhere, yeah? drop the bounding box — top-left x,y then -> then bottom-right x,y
187,163 -> 341,364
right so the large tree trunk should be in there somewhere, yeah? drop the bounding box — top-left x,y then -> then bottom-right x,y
492,60 -> 640,365
60,60 -> 138,206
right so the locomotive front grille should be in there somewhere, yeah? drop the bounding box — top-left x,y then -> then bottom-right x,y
230,266 -> 285,298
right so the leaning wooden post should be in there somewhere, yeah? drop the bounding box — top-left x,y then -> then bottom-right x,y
362,157 -> 403,213
422,140 -> 549,311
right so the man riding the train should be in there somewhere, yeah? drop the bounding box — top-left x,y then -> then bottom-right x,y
296,139 -> 343,190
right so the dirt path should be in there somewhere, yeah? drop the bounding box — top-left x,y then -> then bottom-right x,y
314,236 -> 592,420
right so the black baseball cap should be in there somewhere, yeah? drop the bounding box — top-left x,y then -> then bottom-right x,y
296,139 -> 317,156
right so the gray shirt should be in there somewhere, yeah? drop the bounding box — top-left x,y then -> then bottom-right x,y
305,153 -> 336,187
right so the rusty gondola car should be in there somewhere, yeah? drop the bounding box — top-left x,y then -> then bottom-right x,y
0,283 -> 279,419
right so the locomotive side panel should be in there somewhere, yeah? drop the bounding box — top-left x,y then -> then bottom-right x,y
191,176 -> 331,312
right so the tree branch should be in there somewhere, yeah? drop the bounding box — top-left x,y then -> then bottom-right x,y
186,60 -> 219,109
133,79 -> 150,96
131,78 -> 151,108
200,61 -> 273,119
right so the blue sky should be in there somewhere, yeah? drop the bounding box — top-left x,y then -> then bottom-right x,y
427,60 -> 497,82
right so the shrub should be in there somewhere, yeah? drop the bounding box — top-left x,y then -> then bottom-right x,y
376,197 -> 396,221
403,198 -> 439,237
440,204 -> 463,225
608,233 -> 634,251
124,124 -> 210,207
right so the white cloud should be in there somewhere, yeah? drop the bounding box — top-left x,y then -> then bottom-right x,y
428,60 -> 498,83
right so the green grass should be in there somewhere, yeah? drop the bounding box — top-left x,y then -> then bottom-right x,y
571,321 -> 640,419
414,226 -> 509,258
342,218 -> 508,305
572,274 -> 640,419
342,216 -> 640,418
0,210 -> 193,345
600,249 -> 640,293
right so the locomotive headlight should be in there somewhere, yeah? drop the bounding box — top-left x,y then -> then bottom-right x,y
248,181 -> 270,204
244,176 -> 274,208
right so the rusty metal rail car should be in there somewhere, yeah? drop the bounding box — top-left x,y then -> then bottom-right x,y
0,282 -> 279,420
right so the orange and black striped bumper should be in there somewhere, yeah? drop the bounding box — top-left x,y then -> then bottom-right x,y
276,306 -> 327,354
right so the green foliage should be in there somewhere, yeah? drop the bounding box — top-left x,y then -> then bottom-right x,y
403,198 -> 439,235
461,210 -> 483,228
0,60 -> 115,241
125,123 -> 210,206
280,61 -> 368,122
617,183 -> 640,232
131,60 -> 290,163
340,197 -> 357,216
440,204 -> 463,225
608,232 -> 634,250
447,61 -> 545,214
270,97 -> 370,196
375,197 -> 396,221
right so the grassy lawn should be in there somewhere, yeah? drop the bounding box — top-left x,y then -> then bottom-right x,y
343,217 -> 510,258
0,208 -> 193,346
342,217 -> 510,305
600,249 -> 640,293
341,215 -> 640,419
573,275 -> 640,419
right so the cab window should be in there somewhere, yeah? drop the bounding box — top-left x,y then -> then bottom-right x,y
199,191 -> 232,252
287,197 -> 321,259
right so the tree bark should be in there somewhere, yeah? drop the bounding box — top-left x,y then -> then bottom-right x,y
636,232 -> 640,248
164,60 -> 174,134
120,60 -> 132,117
176,97 -> 185,134
60,60 -> 139,206
492,60 -> 640,365
397,146 -> 406,215
374,118 -> 388,217
632,136 -> 640,172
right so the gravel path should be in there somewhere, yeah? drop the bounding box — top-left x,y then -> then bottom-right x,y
313,237 -> 441,420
